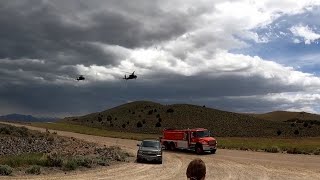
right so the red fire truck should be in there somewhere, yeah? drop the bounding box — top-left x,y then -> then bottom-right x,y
160,128 -> 217,154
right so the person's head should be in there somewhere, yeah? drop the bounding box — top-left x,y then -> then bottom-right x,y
186,158 -> 206,180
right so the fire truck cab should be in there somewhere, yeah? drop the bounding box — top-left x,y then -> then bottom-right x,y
160,128 -> 217,154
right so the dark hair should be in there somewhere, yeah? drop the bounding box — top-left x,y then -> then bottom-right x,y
186,158 -> 206,180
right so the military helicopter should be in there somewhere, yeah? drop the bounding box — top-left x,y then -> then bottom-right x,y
76,75 -> 85,81
123,71 -> 137,80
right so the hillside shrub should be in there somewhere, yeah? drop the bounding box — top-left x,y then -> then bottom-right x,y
166,108 -> 174,113
137,121 -> 143,128
127,121 -> 129,125
115,117 -> 117,120
0,165 -> 13,176
132,111 -> 135,114
276,130 -> 282,136
158,118 -> 162,122
122,124 -> 126,128
97,117 -> 102,122
107,115 -> 112,121
294,130 -> 299,135
148,110 -> 153,115
25,165 -> 41,175
156,114 -> 160,118
155,122 -> 161,127
303,122 -> 308,127
290,123 -> 295,127
154,109 -> 157,112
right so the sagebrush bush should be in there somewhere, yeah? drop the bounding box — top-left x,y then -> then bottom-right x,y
25,165 -> 41,175
96,158 -> 110,166
286,148 -> 302,154
0,165 -> 13,176
62,159 -> 78,171
265,146 -> 280,153
74,156 -> 93,168
313,148 -> 320,155
45,152 -> 63,167
137,121 -> 143,128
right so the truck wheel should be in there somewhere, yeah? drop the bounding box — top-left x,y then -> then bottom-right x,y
169,142 -> 176,151
210,149 -> 216,154
163,141 -> 169,150
196,145 -> 204,155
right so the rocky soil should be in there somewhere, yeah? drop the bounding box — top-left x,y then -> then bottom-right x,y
0,123 -> 132,176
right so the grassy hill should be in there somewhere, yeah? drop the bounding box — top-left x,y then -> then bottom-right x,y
60,101 -> 320,137
251,111 -> 320,122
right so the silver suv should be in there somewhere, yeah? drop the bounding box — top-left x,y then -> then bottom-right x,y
136,139 -> 162,164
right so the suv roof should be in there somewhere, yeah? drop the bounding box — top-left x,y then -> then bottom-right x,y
142,139 -> 160,142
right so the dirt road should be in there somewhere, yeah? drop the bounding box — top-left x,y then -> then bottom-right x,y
1,122 -> 320,180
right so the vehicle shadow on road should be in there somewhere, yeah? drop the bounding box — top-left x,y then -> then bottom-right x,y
134,160 -> 162,165
163,149 -> 215,156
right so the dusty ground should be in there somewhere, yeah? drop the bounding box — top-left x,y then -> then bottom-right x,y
1,122 -> 320,180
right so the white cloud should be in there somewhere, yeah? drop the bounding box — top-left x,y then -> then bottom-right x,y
293,38 -> 301,43
290,24 -> 320,44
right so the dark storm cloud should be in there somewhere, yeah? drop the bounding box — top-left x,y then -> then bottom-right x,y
0,72 -> 304,117
0,0 -> 194,66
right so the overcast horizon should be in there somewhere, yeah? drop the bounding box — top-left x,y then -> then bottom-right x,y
1,0 -> 320,117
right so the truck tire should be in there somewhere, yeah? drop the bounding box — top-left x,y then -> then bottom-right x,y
169,142 -> 176,151
163,141 -> 169,150
196,145 -> 204,155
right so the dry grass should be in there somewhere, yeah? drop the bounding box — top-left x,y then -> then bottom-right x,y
31,122 -> 158,140
30,122 -> 320,155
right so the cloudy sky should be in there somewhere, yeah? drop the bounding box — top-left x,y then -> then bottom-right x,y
1,0 -> 320,117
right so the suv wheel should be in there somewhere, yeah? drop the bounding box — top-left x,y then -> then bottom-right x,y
210,149 -> 216,154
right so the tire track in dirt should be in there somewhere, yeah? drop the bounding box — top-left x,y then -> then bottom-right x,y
1,122 -> 320,180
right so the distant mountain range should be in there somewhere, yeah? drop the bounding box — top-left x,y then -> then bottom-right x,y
0,114 -> 58,122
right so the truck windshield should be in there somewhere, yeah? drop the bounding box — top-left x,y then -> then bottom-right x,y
142,141 -> 160,148
195,130 -> 210,138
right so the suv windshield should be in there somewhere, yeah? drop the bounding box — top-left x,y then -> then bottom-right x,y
141,141 -> 160,148
195,130 -> 210,138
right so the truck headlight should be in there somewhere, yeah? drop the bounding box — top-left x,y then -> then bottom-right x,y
157,151 -> 162,155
